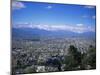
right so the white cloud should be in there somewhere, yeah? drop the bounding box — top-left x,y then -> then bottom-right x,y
76,24 -> 84,27
12,1 -> 25,10
82,15 -> 89,18
46,6 -> 53,9
84,5 -> 95,9
92,15 -> 96,19
13,23 -> 95,34
82,15 -> 96,19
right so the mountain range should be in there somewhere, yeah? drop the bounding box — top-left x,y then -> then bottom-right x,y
12,28 -> 96,40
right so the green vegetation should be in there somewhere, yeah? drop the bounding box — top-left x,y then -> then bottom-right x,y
87,45 -> 96,69
64,45 -> 96,70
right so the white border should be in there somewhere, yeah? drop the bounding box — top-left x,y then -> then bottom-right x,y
0,0 -> 10,75
0,0 -> 100,75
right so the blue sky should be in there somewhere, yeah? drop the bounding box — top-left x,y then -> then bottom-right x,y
12,1 -> 96,33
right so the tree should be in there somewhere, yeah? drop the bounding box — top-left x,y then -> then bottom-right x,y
87,45 -> 96,69
64,45 -> 82,70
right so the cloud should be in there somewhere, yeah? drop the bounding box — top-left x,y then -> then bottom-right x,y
82,15 -> 89,18
82,15 -> 96,19
12,1 -> 25,10
46,5 -> 53,9
76,24 -> 83,27
84,5 -> 95,9
13,23 -> 95,34
92,15 -> 96,19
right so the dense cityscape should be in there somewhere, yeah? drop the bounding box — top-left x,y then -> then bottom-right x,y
12,37 -> 96,74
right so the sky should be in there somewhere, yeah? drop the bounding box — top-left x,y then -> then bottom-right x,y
12,1 -> 96,33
